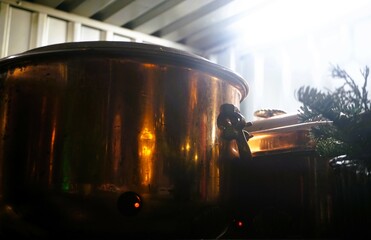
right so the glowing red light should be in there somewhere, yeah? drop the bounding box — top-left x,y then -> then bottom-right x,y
134,202 -> 140,208
237,221 -> 243,228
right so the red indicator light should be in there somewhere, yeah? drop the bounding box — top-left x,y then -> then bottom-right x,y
134,202 -> 140,208
237,221 -> 243,227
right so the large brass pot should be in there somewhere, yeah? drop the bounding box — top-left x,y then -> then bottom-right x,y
0,42 -> 251,237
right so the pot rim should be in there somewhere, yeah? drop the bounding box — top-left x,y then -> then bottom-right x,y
0,41 -> 249,101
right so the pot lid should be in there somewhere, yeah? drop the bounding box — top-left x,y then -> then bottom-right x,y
0,41 -> 249,101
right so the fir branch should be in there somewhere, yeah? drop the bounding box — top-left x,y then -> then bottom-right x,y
297,65 -> 371,159
360,66 -> 370,111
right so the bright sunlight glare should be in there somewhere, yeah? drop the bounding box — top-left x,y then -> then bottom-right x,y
230,0 -> 370,47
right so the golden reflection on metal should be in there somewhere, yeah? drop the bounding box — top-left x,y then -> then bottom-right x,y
48,123 -> 56,185
139,64 -> 157,186
247,134 -> 270,153
156,109 -> 166,130
139,128 -> 155,184
210,77 -> 219,145
185,142 -> 191,152
189,74 -> 198,110
181,73 -> 198,163
205,77 -> 221,200
140,128 -> 154,141
248,131 -> 313,155
9,66 -> 26,77
142,63 -> 157,69
0,93 -> 8,137
57,63 -> 67,82
211,125 -> 216,145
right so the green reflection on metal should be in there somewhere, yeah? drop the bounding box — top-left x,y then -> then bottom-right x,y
61,140 -> 72,192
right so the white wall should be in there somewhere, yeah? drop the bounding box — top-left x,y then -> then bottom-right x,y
0,0 -> 195,58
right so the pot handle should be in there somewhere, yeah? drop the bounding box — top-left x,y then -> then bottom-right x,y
217,103 -> 253,161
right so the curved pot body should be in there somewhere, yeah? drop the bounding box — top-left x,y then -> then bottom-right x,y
0,42 -> 249,237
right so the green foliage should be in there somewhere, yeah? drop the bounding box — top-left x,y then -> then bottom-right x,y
296,65 -> 371,159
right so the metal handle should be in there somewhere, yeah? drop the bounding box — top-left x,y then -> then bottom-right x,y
217,103 -> 253,161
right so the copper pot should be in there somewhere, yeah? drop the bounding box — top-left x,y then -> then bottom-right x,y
0,42 -> 251,237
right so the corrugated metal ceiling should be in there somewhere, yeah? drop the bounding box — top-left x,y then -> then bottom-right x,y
22,0 -> 270,52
